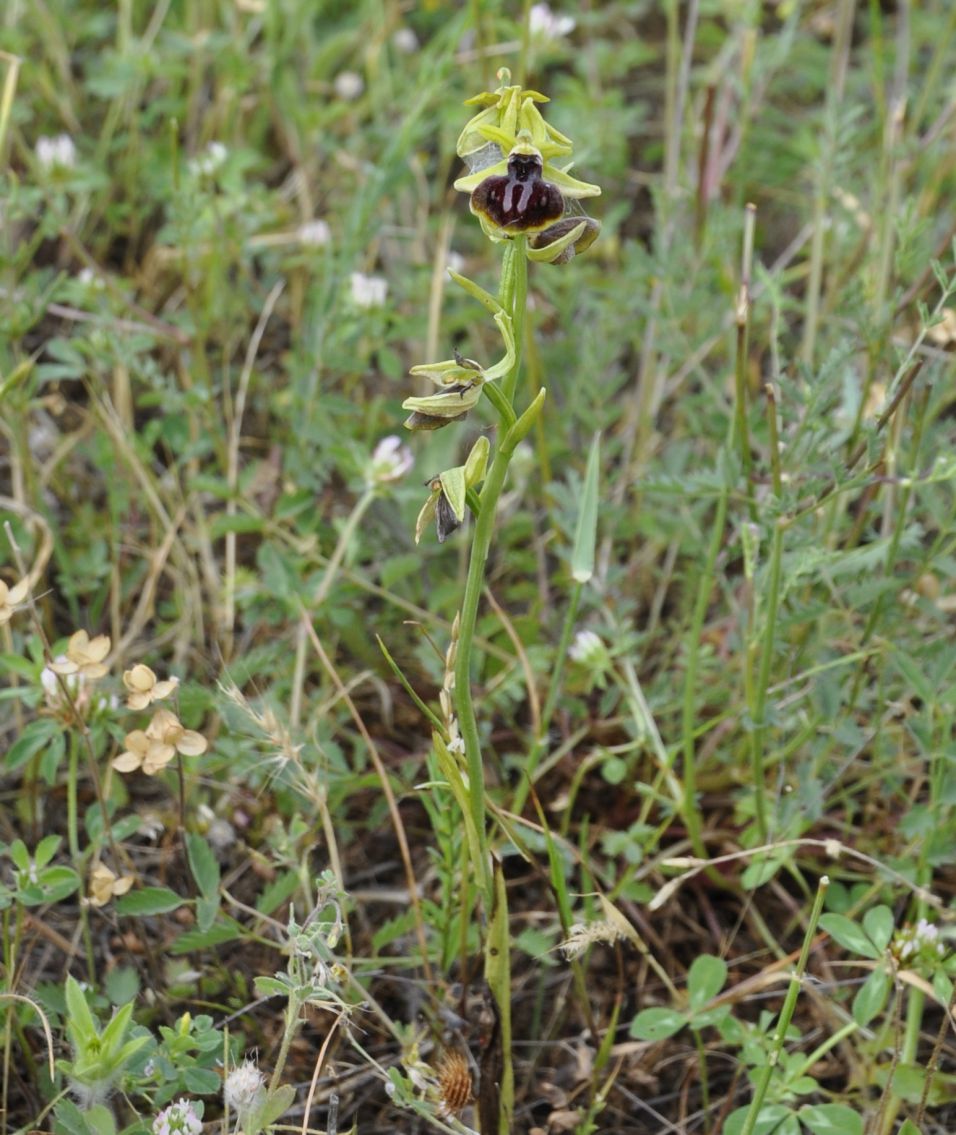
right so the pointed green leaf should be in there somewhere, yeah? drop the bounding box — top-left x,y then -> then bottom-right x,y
503,388 -> 546,454
819,913 -> 882,959
571,433 -> 601,583
448,270 -> 505,316
64,975 -> 99,1047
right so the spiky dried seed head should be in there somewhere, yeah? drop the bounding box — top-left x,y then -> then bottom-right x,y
437,1050 -> 473,1117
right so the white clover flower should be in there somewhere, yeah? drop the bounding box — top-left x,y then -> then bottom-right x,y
350,271 -> 388,308
893,917 -> 948,964
224,1059 -> 266,1118
334,71 -> 364,101
36,133 -> 77,170
445,250 -> 467,276
298,219 -> 332,246
568,629 -> 606,666
152,1098 -> 203,1135
368,435 -> 414,486
392,27 -> 419,54
189,140 -> 228,178
529,3 -> 575,40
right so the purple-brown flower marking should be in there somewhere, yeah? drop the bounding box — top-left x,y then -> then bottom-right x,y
470,151 -> 565,234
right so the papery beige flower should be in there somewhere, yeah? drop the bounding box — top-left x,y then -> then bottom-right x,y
113,728 -> 176,775
89,863 -> 133,908
0,578 -> 29,625
150,708 -> 208,757
50,630 -> 111,679
122,664 -> 180,710
114,708 -> 207,776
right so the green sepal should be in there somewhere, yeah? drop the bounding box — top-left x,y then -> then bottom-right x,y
439,465 -> 467,523
402,382 -> 481,419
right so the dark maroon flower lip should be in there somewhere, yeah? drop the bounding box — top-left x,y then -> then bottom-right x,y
470,151 -> 565,234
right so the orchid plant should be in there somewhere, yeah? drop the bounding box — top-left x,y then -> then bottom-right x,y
398,69 -> 601,1135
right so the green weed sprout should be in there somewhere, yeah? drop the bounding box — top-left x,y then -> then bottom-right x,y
399,69 -> 601,1135
59,974 -> 151,1110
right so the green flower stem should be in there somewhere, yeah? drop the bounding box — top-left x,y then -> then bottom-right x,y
454,237 -> 528,908
739,875 -> 829,1135
67,732 -> 80,862
452,238 -> 528,1135
455,443 -> 511,906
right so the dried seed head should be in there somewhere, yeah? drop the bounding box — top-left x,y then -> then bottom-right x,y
437,1050 -> 473,1117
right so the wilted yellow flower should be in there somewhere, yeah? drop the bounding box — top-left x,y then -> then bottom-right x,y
88,863 -> 133,907
122,664 -> 179,710
50,630 -> 111,680
0,577 -> 29,625
113,708 -> 207,776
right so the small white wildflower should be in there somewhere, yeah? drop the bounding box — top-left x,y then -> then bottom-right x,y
368,435 -> 414,486
392,27 -> 419,54
189,140 -> 228,178
36,133 -> 77,170
568,629 -> 606,666
350,271 -> 388,309
529,3 -> 575,40
298,218 -> 332,246
334,70 -> 364,101
224,1059 -> 266,1118
77,267 -> 106,290
152,1098 -> 203,1135
446,250 -> 467,275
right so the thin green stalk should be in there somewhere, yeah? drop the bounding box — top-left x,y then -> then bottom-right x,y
735,204 -> 757,521
511,580 -> 582,815
749,517 -> 785,845
680,486 -> 729,858
66,732 -> 80,862
739,876 -> 829,1135
451,239 -> 529,1135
